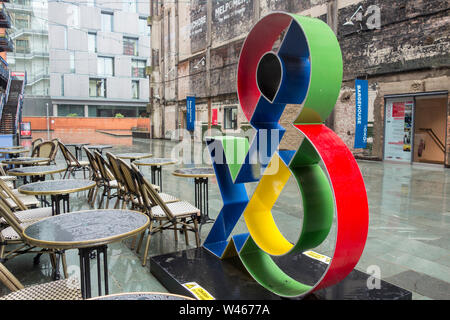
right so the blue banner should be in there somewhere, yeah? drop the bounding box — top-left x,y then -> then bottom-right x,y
186,96 -> 195,131
354,79 -> 369,149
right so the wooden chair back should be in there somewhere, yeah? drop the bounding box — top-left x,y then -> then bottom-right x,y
93,151 -> 114,182
130,163 -> 175,220
58,141 -> 79,167
30,138 -> 43,156
32,141 -> 55,160
0,178 -> 27,211
105,152 -> 125,187
0,197 -> 25,235
0,262 -> 24,291
117,158 -> 142,205
83,147 -> 100,180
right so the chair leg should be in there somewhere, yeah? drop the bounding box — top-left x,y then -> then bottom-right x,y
0,244 -> 5,262
136,230 -> 146,254
142,223 -> 153,267
98,189 -> 106,209
105,188 -> 111,209
61,251 -> 68,278
130,235 -> 137,250
114,196 -> 120,209
194,219 -> 200,247
183,220 -> 189,246
173,222 -> 178,242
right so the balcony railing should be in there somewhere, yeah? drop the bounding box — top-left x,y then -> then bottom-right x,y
0,3 -> 12,28
0,31 -> 14,52
0,56 -> 8,85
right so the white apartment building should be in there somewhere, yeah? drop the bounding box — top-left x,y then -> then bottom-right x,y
8,0 -> 151,118
48,0 -> 150,118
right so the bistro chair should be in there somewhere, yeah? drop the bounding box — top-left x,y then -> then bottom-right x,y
30,138 -> 43,156
83,147 -> 102,207
106,152 -> 161,209
0,164 -> 16,189
0,178 -> 40,211
131,163 -> 200,266
58,141 -> 90,179
117,159 -> 178,210
0,262 -> 81,300
31,141 -> 56,165
93,151 -> 119,209
0,198 -> 68,276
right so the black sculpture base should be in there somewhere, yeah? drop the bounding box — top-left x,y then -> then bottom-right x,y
150,247 -> 412,300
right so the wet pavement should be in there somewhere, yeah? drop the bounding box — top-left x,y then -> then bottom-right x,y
1,130 -> 449,300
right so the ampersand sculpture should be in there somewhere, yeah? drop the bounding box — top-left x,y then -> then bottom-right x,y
204,12 -> 369,298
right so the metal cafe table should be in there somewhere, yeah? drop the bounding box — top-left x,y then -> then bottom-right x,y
18,179 -> 96,216
22,209 -> 149,299
134,158 -> 178,192
65,143 -> 90,160
172,167 -> 216,231
86,145 -> 113,155
0,148 -> 30,159
1,157 -> 50,167
7,164 -> 66,183
115,152 -> 153,162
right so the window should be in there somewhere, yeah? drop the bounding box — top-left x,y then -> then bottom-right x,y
15,38 -> 30,53
58,105 -> 84,117
88,33 -> 97,53
132,80 -> 139,99
14,14 -> 30,29
131,59 -> 146,78
89,78 -> 106,97
139,17 -> 150,36
123,0 -> 137,13
123,37 -> 138,56
70,52 -> 75,73
97,56 -> 114,77
101,12 -> 113,32
224,107 -> 237,130
86,0 -> 95,7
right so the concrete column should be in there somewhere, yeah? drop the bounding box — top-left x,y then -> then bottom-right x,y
84,105 -> 89,117
53,104 -> 58,116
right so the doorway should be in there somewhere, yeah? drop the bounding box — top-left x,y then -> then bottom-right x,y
413,95 -> 447,165
383,92 -> 448,166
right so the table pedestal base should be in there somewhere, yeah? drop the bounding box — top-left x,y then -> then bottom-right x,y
194,178 -> 214,233
150,166 -> 162,191
79,245 -> 109,299
51,194 -> 70,215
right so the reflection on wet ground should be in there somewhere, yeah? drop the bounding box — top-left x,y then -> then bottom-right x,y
1,130 -> 449,300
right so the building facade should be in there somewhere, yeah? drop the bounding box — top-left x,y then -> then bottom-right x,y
150,0 -> 450,167
5,0 -> 50,115
48,0 -> 151,119
6,0 -> 152,120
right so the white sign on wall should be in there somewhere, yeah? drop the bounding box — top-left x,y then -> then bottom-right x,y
384,98 -> 414,163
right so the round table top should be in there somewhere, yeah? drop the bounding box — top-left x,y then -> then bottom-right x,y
87,145 -> 113,150
7,165 -> 66,176
18,179 -> 96,196
172,167 -> 215,178
0,148 -> 29,154
115,152 -> 153,160
22,209 -> 149,250
134,158 -> 178,166
89,292 -> 194,300
64,143 -> 90,147
0,146 -> 27,150
2,157 -> 50,165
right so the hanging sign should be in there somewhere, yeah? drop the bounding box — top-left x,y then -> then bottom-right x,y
211,108 -> 218,126
186,96 -> 195,131
354,79 -> 369,148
